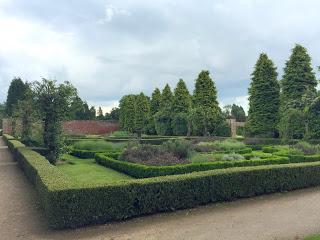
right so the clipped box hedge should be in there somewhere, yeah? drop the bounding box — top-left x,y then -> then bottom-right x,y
95,154 -> 295,178
70,148 -> 122,159
41,161 -> 320,228
6,136 -> 320,229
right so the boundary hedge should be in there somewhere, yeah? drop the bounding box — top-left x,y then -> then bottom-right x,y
5,134 -> 320,229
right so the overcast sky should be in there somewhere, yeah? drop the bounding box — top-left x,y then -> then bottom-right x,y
0,0 -> 319,113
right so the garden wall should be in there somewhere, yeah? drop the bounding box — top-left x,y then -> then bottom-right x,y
2,119 -> 119,135
62,120 -> 119,135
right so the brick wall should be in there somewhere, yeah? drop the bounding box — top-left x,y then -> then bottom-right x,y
2,119 -> 120,136
62,120 -> 120,135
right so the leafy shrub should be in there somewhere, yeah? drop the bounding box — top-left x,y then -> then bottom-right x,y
196,139 -> 246,152
73,140 -> 125,152
120,144 -> 188,166
171,113 -> 189,136
294,141 -> 320,155
162,139 -> 193,159
221,153 -> 245,161
108,131 -> 133,138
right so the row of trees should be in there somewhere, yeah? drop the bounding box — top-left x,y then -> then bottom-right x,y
4,78 -> 119,122
119,71 -> 231,137
4,78 -> 93,163
246,44 -> 320,139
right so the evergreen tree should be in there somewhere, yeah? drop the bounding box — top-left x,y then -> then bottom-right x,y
246,53 -> 280,137
97,107 -> 104,120
89,106 -> 96,119
134,93 -> 150,139
193,71 -> 219,110
105,107 -> 120,121
172,79 -> 192,113
192,70 -> 221,136
16,85 -> 35,144
154,84 -> 173,135
231,104 -> 246,122
150,88 -> 162,115
281,44 -> 317,104
5,77 -> 29,116
171,79 -> 192,135
279,45 -> 317,139
119,95 -> 136,132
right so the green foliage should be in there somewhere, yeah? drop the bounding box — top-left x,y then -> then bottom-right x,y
105,107 -> 120,121
221,153 -> 245,161
171,79 -> 192,136
279,45 -> 317,140
172,79 -> 192,114
160,84 -> 173,110
154,84 -> 173,135
293,141 -> 320,155
279,108 -> 305,140
97,106 -> 104,120
73,140 -> 125,152
171,112 -> 189,136
150,88 -> 162,115
119,95 -> 136,132
306,97 -> 320,139
134,93 -> 151,138
197,139 -> 246,152
246,53 -> 280,137
162,139 -> 193,159
192,70 -> 223,136
5,77 -> 29,116
154,110 -> 173,135
281,44 -> 317,104
231,104 -> 246,122
7,136 -> 320,229
108,131 -> 132,138
33,79 -> 78,164
0,103 -> 5,128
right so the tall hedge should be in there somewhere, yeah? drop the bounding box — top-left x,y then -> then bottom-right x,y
246,53 -> 280,137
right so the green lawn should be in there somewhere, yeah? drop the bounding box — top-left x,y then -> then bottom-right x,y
305,235 -> 320,240
57,154 -> 133,184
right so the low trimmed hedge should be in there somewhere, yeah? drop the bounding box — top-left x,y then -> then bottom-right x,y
44,161 -> 320,228
95,154 -> 294,178
69,148 -> 122,159
7,136 -> 320,229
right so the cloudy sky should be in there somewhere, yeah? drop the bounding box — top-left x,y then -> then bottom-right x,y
0,0 -> 319,113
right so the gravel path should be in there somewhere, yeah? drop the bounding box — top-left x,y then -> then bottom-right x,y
1,136 -> 320,240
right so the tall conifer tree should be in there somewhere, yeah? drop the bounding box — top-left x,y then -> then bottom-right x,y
246,53 -> 280,137
171,79 -> 192,135
192,70 -> 221,136
281,44 -> 317,104
150,88 -> 162,115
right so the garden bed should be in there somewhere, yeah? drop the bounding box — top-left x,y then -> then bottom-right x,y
5,134 -> 320,229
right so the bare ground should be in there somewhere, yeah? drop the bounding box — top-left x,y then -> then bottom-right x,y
1,136 -> 320,240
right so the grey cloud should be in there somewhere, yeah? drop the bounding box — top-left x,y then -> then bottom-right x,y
0,0 -> 319,110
